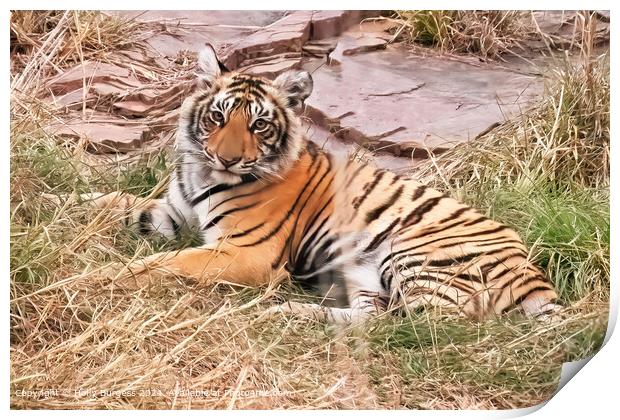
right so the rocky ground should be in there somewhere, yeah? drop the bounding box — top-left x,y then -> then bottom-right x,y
40,10 -> 609,173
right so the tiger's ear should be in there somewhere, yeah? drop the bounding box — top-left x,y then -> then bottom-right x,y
196,44 -> 229,89
273,70 -> 313,112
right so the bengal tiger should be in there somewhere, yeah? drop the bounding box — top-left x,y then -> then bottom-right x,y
79,46 -> 560,324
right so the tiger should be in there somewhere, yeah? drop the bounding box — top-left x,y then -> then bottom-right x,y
80,45 -> 560,324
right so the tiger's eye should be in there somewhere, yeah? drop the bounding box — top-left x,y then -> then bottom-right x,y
252,119 -> 268,132
210,111 -> 224,124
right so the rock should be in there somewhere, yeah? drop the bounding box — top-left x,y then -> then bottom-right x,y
108,10 -> 286,27
38,10 -> 558,160
106,10 -> 285,60
302,40 -> 339,58
222,11 -> 313,70
310,11 -> 365,39
44,61 -> 142,96
47,115 -> 151,153
303,44 -> 542,154
328,33 -> 388,65
145,25 -> 258,60
221,11 -> 380,70
113,82 -> 193,117
238,53 -> 303,78
46,89 -> 98,110
530,11 -> 610,50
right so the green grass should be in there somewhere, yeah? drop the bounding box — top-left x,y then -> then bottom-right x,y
487,185 -> 609,301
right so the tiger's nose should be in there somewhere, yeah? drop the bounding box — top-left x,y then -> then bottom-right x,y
219,156 -> 241,168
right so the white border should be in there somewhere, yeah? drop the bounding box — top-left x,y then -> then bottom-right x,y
4,2 -> 617,418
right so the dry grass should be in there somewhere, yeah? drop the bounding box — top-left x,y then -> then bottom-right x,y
10,11 -> 609,409
10,11 -> 144,71
390,10 -> 609,60
391,10 -> 530,59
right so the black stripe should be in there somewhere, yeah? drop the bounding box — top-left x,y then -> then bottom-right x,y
438,237 -> 521,249
420,269 -> 483,284
190,174 -> 255,207
294,209 -> 332,271
380,218 -> 488,270
287,175 -> 335,267
380,265 -> 393,291
401,196 -> 444,227
296,193 -> 334,258
380,263 -> 486,291
499,281 -> 553,309
405,286 -> 459,306
138,211 -> 152,235
437,207 -> 469,224
176,159 -> 189,200
346,163 -> 367,186
209,187 -> 267,213
407,274 -> 476,294
399,216 -> 490,243
404,248 -> 525,269
202,202 -> 260,230
488,266 -> 513,281
478,251 -> 529,274
365,185 -> 404,224
193,97 -> 215,137
229,222 -> 266,239
410,185 -> 427,201
364,217 -> 401,253
306,141 -> 319,158
169,215 -> 181,237
463,216 -> 489,227
396,226 -> 512,257
191,183 -> 237,207
273,159 -> 334,268
352,170 -> 386,211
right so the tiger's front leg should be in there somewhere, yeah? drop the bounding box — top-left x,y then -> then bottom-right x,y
109,243 -> 280,289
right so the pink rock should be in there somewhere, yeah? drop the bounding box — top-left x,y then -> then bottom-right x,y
44,61 -> 141,96
303,44 -> 543,153
239,53 -> 303,78
328,33 -> 388,65
47,118 -> 151,153
222,11 -> 313,70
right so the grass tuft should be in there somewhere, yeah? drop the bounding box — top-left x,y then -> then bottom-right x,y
392,10 -> 529,59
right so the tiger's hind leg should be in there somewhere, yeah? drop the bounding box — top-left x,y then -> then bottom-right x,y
518,289 -> 563,321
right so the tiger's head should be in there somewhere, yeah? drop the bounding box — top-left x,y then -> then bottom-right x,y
177,45 -> 313,184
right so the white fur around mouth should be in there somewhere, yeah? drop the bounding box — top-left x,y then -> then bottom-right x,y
211,168 -> 242,184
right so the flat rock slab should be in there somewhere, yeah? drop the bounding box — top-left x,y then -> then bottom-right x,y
304,44 -> 542,152
48,115 -> 152,153
107,10 -> 282,59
